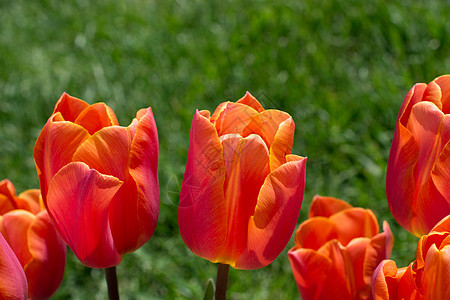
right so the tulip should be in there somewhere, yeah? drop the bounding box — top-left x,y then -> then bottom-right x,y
372,215 -> 450,300
0,232 -> 28,300
33,93 -> 159,269
386,75 -> 450,236
179,92 -> 306,271
0,179 -> 65,299
288,195 -> 394,300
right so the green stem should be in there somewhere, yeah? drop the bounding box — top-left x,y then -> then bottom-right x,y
215,263 -> 230,300
105,266 -> 120,300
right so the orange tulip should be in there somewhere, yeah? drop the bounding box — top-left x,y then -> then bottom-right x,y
0,179 -> 65,299
372,215 -> 450,300
288,195 -> 394,299
386,75 -> 450,236
0,232 -> 27,300
179,92 -> 307,270
33,93 -> 159,268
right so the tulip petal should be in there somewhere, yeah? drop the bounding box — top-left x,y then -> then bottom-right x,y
53,92 -> 90,122
386,121 -> 418,234
217,133 -> 269,264
179,111 -> 227,262
371,260 -> 406,300
398,83 -> 427,127
0,233 -> 28,300
236,157 -> 306,269
269,117 -> 295,171
243,109 -> 291,147
1,211 -> 34,267
16,190 -> 42,214
421,244 -> 450,300
0,179 -> 17,214
346,238 -> 370,291
74,103 -> 119,135
24,211 -> 66,299
309,195 -> 353,218
407,101 -> 446,189
363,221 -> 394,286
72,125 -> 137,253
329,208 -> 379,246
430,139 -> 450,204
294,217 -> 338,250
34,115 -> 90,203
288,247 -> 352,300
429,215 -> 450,234
236,92 -> 265,112
122,107 -> 160,254
434,74 -> 450,114
422,80 -> 443,111
415,171 -> 450,236
46,162 -> 123,268
73,126 -> 130,180
213,102 -> 259,137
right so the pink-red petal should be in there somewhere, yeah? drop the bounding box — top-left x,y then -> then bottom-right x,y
33,116 -> 90,203
288,246 -> 352,300
179,111 -> 227,262
53,92 -> 89,122
386,122 -> 418,235
0,179 -> 17,214
269,117 -> 295,171
16,190 -> 42,215
74,103 -> 119,135
46,162 -> 123,268
435,74 -> 450,114
216,133 -> 269,264
236,92 -> 265,113
329,208 -> 379,246
421,244 -> 450,300
25,211 -> 66,299
213,102 -> 259,137
309,195 -> 353,218
294,217 -> 338,250
236,157 -> 306,269
1,211 -> 34,267
126,107 -> 160,254
0,233 -> 28,300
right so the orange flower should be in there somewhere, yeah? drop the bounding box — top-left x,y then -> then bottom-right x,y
33,93 -> 159,268
372,215 -> 450,300
288,195 -> 394,299
386,75 -> 450,236
179,92 -> 307,270
0,179 -> 65,299
0,232 -> 27,300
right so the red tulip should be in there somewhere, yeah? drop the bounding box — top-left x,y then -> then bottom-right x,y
179,92 -> 307,270
0,233 -> 27,300
288,195 -> 394,299
386,75 -> 450,236
0,179 -> 65,299
33,93 -> 159,268
372,215 -> 450,300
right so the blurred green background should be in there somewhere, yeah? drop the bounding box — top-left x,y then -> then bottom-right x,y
0,0 -> 448,299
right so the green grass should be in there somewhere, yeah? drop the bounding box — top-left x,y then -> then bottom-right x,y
0,0 -> 448,298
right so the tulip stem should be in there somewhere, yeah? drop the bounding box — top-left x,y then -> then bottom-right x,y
215,263 -> 230,300
105,266 -> 120,300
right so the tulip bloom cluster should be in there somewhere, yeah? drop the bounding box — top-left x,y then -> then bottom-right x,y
386,75 -> 450,236
372,215 -> 450,300
33,93 -> 160,268
288,196 -> 394,299
179,92 -> 307,270
0,179 -> 66,299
